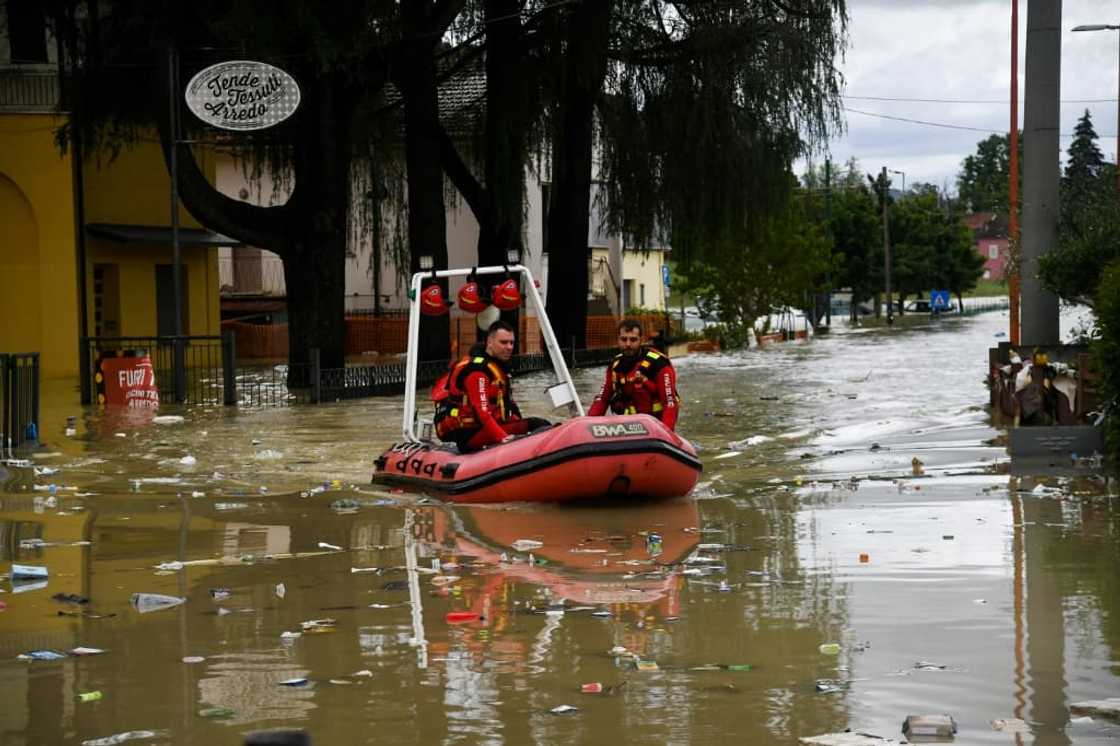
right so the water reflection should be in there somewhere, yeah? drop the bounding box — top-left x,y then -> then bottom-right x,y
3,310 -> 1120,744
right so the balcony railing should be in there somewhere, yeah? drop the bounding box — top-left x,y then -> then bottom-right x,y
0,69 -> 60,112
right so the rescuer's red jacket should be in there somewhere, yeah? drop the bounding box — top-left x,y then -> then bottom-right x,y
433,353 -> 522,447
587,347 -> 679,430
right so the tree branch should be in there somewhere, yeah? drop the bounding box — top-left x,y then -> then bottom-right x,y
768,0 -> 831,20
438,124 -> 488,221
155,50 -> 288,252
432,0 -> 469,38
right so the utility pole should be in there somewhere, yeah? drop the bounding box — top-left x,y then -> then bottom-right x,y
1020,0 -> 1061,345
881,166 -> 893,325
824,158 -> 832,327
168,45 -> 186,403
1008,0 -> 1021,345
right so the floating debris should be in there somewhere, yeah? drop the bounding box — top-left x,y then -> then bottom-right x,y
902,715 -> 957,739
70,647 -> 105,656
1070,698 -> 1120,720
279,678 -> 309,687
82,730 -> 168,746
990,718 -> 1029,733
130,593 -> 185,614
11,564 -> 48,579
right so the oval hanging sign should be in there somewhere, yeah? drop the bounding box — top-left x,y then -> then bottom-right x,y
185,60 -> 300,131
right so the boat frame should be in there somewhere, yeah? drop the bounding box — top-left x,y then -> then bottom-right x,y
402,264 -> 584,442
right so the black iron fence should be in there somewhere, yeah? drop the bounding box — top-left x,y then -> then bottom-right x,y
79,333 -> 617,409
313,347 -> 617,403
1,353 -> 40,451
81,335 -> 234,406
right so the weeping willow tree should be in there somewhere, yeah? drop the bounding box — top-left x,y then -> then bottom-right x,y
577,0 -> 848,345
51,0 -> 464,368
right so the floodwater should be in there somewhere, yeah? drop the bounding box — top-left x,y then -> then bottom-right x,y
2,309 -> 1118,745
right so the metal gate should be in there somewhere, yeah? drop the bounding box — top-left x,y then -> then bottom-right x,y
0,352 -> 40,452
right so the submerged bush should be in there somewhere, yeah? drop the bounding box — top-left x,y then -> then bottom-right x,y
1094,259 -> 1120,457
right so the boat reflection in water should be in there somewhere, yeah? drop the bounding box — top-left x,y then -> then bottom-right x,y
412,498 -> 700,624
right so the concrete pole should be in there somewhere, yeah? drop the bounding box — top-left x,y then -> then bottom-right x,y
1020,0 -> 1061,346
882,167 -> 893,325
824,158 -> 832,327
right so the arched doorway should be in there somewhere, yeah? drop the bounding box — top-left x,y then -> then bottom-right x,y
0,173 -> 42,352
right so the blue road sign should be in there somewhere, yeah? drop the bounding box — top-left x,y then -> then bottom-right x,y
662,265 -> 671,287
930,290 -> 950,311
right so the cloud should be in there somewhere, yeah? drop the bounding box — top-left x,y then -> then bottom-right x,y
801,0 -> 1120,192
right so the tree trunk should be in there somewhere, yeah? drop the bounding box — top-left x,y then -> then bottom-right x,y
479,0 -> 528,266
155,50 -> 354,372
546,0 -> 611,349
398,3 -> 455,363
286,73 -> 351,371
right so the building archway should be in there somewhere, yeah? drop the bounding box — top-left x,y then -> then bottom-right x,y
0,172 -> 43,352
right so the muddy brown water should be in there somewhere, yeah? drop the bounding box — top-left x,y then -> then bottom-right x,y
2,309 -> 1118,745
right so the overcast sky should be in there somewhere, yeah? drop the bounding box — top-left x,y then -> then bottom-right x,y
802,0 -> 1120,193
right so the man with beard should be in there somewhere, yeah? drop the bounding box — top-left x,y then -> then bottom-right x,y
587,319 -> 680,430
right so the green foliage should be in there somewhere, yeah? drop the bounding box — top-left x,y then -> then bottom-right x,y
802,157 -> 865,192
889,192 -> 984,301
828,183 -> 881,311
1040,111 -> 1120,310
676,189 -> 830,346
598,0 -> 848,264
1039,201 -> 1120,310
957,133 -> 1020,214
1066,109 -> 1106,184
1095,260 -> 1120,457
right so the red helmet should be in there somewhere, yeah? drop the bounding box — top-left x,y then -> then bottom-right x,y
457,281 -> 490,313
491,278 -> 521,311
419,284 -> 450,316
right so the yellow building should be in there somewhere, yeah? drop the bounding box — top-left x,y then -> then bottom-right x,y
0,20 -> 221,382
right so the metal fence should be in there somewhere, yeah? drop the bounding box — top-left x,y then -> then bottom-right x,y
960,298 -> 1011,316
313,347 -> 617,403
79,334 -> 618,409
81,335 -> 234,406
1,353 -> 40,452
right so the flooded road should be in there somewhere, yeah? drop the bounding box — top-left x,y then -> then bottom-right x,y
2,309 -> 1118,745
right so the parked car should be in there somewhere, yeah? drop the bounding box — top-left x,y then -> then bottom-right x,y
904,298 -> 957,314
681,306 -> 720,333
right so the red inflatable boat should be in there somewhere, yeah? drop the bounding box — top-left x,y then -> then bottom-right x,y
372,263 -> 701,504
372,413 -> 701,504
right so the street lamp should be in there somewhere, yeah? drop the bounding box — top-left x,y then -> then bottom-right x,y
889,169 -> 906,195
1072,23 -> 1120,193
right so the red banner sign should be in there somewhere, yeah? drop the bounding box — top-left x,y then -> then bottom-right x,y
96,355 -> 160,408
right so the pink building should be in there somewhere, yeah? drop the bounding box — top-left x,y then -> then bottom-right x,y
963,212 -> 1009,281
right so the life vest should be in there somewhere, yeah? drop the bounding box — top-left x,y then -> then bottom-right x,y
608,347 -> 671,417
432,354 -> 514,438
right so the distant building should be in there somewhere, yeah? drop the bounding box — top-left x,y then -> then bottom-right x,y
586,184 -> 670,316
963,212 -> 1009,281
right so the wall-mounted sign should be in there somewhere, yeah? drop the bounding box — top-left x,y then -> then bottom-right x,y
185,60 -> 300,131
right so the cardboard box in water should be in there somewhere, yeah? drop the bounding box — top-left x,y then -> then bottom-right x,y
902,714 -> 957,740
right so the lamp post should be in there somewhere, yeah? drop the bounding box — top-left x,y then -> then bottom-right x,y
889,169 -> 906,195
1072,23 -> 1120,194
